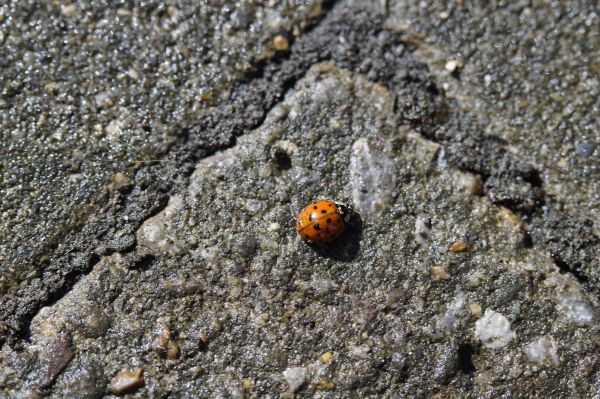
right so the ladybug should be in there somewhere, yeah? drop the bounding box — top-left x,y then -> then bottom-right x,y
296,200 -> 348,245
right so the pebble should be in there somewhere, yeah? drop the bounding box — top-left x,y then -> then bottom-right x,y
475,309 -> 515,349
437,296 -> 465,335
557,294 -> 595,326
449,241 -> 469,252
316,379 -> 335,390
431,266 -> 450,280
321,352 -> 333,363
283,367 -> 308,393
525,336 -> 559,365
167,340 -> 181,359
60,4 -> 78,17
414,213 -> 432,246
111,368 -> 145,396
350,138 -> 396,220
469,303 -> 482,317
42,334 -> 74,388
575,142 -> 596,158
137,196 -> 184,254
241,378 -> 254,391
112,172 -> 131,191
433,346 -> 459,383
273,35 -> 290,52
445,59 -> 463,73
116,8 -> 132,16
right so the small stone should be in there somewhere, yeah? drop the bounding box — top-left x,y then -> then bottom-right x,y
200,333 -> 210,344
439,10 -> 450,20
167,340 -> 180,359
433,346 -> 459,383
475,309 -> 515,349
321,351 -> 333,363
484,74 -> 493,86
350,138 -> 396,220
116,8 -> 131,16
575,142 -> 596,158
557,294 -> 595,326
414,213 -> 432,246
268,222 -> 280,231
283,367 -> 307,393
241,378 -> 254,390
273,35 -> 290,52
42,334 -> 74,388
469,303 -> 482,317
112,172 -> 131,190
60,4 -> 78,17
431,266 -> 450,280
232,235 -> 257,259
458,173 -> 484,195
449,241 -> 469,252
315,379 -> 335,390
445,59 -> 463,73
127,68 -> 139,80
111,368 -> 145,396
436,296 -> 465,335
525,336 -> 559,365
468,270 -> 485,287
229,384 -> 244,399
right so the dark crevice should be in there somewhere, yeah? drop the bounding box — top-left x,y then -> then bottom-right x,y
552,256 -> 589,283
134,254 -> 157,271
457,344 -> 476,376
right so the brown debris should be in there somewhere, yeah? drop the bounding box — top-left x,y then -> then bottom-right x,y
449,241 -> 469,252
111,368 -> 145,396
273,35 -> 290,52
42,334 -> 74,388
316,379 -> 336,390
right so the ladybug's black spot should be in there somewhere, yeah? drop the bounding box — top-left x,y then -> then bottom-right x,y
313,205 -> 318,210
328,203 -> 333,207
314,224 -> 321,231
321,210 -> 326,214
326,218 -> 332,223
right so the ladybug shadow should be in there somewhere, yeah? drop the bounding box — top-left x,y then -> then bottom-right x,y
312,212 -> 363,262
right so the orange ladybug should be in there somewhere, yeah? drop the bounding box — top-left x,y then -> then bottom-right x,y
296,200 -> 347,245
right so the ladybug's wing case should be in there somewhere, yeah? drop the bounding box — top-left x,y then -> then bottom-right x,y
296,201 -> 345,244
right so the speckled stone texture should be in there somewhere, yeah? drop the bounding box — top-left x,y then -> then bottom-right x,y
1,1 -> 599,398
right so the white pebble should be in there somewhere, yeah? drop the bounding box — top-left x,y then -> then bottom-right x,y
475,309 -> 515,349
350,138 -> 396,220
525,336 -> 559,365
105,119 -> 123,141
137,196 -> 184,254
94,91 -> 112,107
60,4 -> 78,17
414,213 -> 431,246
142,224 -> 165,244
557,295 -> 595,326
437,295 -> 465,335
310,277 -> 339,294
445,60 -> 461,73
283,367 -> 307,393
